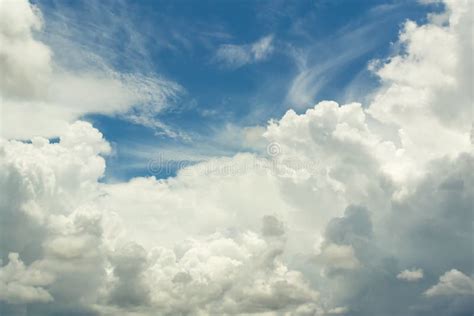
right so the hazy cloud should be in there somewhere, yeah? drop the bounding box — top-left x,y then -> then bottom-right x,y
397,269 -> 424,282
215,35 -> 274,69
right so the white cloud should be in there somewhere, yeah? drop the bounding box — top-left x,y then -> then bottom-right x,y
367,0 -> 472,169
0,253 -> 54,304
0,0 -> 50,100
327,306 -> 349,315
424,270 -> 474,297
215,35 -> 274,69
251,35 -> 274,60
397,268 -> 424,282
0,0 -> 182,140
0,122 -> 320,315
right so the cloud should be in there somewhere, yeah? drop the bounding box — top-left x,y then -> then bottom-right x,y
316,244 -> 360,274
397,269 -> 424,282
284,5 -> 402,109
327,306 -> 349,315
262,215 -> 285,237
0,0 -> 473,315
424,270 -> 474,297
0,253 -> 54,304
134,231 -> 319,315
0,0 -> 182,140
215,35 -> 274,69
0,122 -> 320,315
0,0 -> 50,100
366,0 -> 472,168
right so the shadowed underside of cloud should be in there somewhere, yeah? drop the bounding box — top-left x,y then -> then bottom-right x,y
0,0 -> 473,315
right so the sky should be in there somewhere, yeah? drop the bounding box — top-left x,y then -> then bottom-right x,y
0,0 -> 473,315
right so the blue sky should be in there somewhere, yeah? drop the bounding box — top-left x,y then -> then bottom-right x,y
34,0 -> 440,180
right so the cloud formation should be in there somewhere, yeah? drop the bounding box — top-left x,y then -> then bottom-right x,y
0,0 -> 182,140
424,270 -> 474,297
0,253 -> 54,304
215,35 -> 274,69
0,0 -> 473,315
397,269 -> 424,282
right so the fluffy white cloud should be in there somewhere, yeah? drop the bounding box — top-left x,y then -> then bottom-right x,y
424,270 -> 474,297
0,0 -> 182,140
215,35 -> 274,69
397,268 -> 424,282
140,232 -> 318,315
0,121 -> 112,314
0,253 -> 54,304
0,122 -> 322,315
367,0 -> 472,170
0,0 -> 51,100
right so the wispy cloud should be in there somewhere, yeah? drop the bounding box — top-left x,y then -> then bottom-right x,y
214,35 -> 274,69
0,0 -> 185,140
285,3 -> 408,109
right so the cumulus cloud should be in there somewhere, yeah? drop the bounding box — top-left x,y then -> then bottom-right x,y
0,122 -> 320,315
397,269 -> 424,282
0,0 -> 182,140
424,270 -> 474,297
139,231 -> 318,315
367,0 -> 472,168
0,0 -> 473,315
0,253 -> 54,304
215,35 -> 274,69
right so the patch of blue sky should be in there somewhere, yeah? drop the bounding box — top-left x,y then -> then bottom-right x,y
34,0 -> 443,181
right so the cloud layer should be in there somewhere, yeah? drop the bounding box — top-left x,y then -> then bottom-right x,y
0,0 -> 473,315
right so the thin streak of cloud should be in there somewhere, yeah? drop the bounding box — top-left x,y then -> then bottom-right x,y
215,35 -> 274,69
